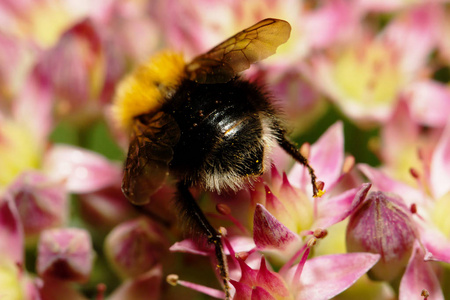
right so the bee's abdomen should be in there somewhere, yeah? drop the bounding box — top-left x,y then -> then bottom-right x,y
165,78 -> 278,191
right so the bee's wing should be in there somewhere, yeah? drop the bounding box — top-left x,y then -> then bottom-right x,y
122,112 -> 180,205
185,18 -> 291,84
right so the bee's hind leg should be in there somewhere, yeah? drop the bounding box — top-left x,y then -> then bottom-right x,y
176,181 -> 230,300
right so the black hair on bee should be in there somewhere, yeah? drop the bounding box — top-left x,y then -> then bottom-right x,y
113,18 -> 322,300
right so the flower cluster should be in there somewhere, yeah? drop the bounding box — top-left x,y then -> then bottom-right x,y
0,0 -> 449,299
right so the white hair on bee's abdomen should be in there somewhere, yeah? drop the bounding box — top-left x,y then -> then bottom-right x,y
198,112 -> 278,193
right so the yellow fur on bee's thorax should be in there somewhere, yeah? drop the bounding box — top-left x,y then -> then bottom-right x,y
111,51 -> 186,131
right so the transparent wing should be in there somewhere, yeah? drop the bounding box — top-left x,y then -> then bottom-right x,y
122,112 -> 180,205
185,18 -> 291,84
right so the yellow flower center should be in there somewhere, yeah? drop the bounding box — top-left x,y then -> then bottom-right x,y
0,121 -> 41,188
333,39 -> 402,106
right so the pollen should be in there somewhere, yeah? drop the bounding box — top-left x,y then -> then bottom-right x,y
111,51 -> 186,130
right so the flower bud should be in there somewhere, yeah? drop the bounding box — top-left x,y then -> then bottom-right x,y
7,171 -> 68,241
37,228 -> 94,282
346,191 -> 416,281
78,186 -> 135,229
104,217 -> 169,278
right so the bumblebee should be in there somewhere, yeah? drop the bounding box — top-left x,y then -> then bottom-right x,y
112,18 -> 321,299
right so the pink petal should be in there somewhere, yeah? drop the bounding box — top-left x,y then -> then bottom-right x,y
104,217 -> 169,278
303,0 -> 360,49
79,186 -> 135,229
430,122 -> 450,199
289,122 -> 344,191
230,280 -> 253,300
108,265 -> 162,300
419,225 -> 450,264
251,286 -> 276,300
0,196 -> 24,265
406,80 -> 450,128
256,258 -> 290,297
13,69 -> 54,146
358,164 -> 425,206
237,258 -> 258,287
382,4 -> 439,75
315,183 -> 371,229
399,243 -> 444,300
294,253 -> 380,300
169,239 -> 210,256
253,204 -> 300,250
43,145 -> 122,194
226,236 -> 256,254
34,19 -> 103,111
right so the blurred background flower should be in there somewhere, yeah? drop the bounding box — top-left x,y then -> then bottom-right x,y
0,0 -> 449,299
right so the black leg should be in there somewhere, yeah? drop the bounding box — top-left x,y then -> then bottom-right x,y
176,182 -> 230,299
277,135 -> 321,197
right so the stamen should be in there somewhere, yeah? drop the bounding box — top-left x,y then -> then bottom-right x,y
409,168 -> 420,179
300,143 -> 311,159
421,289 -> 429,300
279,243 -> 308,276
343,155 -> 355,173
313,228 -> 328,239
291,242 -> 312,286
215,204 -> 248,234
166,274 -> 226,299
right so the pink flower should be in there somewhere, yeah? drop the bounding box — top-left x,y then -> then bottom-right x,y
358,122 -> 450,298
302,4 -> 440,126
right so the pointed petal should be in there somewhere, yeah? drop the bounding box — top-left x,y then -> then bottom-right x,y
406,80 -> 450,128
382,4 -> 439,75
169,239 -> 210,256
256,258 -> 290,297
253,204 -> 300,250
43,145 -> 122,194
358,164 -> 425,206
13,70 -> 54,145
251,286 -> 276,300
430,122 -> 450,199
294,253 -> 380,300
289,122 -> 344,191
419,225 -> 450,263
230,280 -> 252,300
315,183 -> 371,228
237,258 -> 258,287
0,196 -> 24,264
263,185 -> 297,231
399,243 -> 444,300
7,171 -> 68,238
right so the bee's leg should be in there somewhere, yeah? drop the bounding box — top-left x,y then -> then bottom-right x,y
176,182 -> 230,300
276,134 -> 321,197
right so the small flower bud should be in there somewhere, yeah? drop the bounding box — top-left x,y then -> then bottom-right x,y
7,171 -> 68,240
104,217 -> 169,278
37,228 -> 94,282
346,191 -> 416,282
